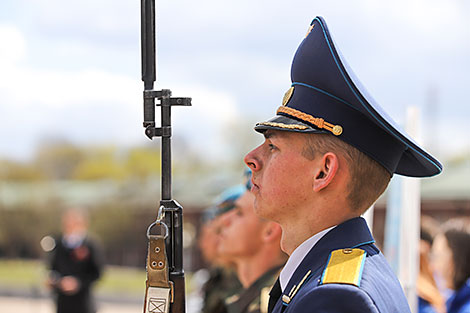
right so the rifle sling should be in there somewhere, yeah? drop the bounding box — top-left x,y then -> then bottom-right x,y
144,234 -> 173,313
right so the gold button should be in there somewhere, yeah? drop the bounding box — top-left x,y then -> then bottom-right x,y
282,295 -> 291,304
343,248 -> 353,254
332,125 -> 343,136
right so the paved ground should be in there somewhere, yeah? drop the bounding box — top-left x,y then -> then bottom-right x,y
0,296 -> 142,313
0,294 -> 202,313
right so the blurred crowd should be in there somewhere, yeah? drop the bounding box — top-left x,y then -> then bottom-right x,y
418,216 -> 470,313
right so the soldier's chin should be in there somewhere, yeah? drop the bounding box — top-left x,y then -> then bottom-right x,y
253,200 -> 269,219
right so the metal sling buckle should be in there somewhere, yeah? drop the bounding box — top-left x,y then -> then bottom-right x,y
146,206 -> 169,239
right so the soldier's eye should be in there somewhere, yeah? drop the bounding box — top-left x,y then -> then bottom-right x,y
268,144 -> 276,151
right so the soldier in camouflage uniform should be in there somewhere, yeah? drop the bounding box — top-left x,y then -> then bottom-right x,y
199,187 -> 244,313
218,181 -> 287,313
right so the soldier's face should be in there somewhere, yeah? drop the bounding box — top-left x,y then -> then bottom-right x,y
218,191 -> 265,259
62,211 -> 87,235
244,130 -> 315,223
198,221 -> 220,263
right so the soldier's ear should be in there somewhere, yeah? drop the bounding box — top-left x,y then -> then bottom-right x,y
313,152 -> 339,192
262,222 -> 282,243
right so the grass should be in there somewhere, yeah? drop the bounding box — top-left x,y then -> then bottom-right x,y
0,259 -> 147,297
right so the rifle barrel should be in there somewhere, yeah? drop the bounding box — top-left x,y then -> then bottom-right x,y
141,0 -> 156,90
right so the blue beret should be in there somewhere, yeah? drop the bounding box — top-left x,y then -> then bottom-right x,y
201,206 -> 218,223
213,185 -> 245,216
255,16 -> 442,178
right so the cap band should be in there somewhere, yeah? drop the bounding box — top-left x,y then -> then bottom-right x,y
277,106 -> 343,136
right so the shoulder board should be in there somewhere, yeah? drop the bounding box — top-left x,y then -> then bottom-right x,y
321,248 -> 366,287
260,286 -> 270,313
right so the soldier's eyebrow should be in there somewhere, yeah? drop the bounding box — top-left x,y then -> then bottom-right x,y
264,130 -> 278,139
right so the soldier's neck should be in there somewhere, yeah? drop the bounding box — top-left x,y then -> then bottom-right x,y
279,206 -> 357,255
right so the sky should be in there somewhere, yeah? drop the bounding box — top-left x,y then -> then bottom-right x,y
0,0 -> 469,163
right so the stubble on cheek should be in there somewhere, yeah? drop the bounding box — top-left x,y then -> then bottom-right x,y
252,190 -> 282,223
252,192 -> 270,220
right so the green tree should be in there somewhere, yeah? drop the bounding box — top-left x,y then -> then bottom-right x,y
73,146 -> 126,180
35,141 -> 85,180
0,160 -> 45,181
125,147 -> 161,181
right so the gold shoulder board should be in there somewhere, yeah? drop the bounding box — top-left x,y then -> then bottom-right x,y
259,286 -> 270,313
321,248 -> 366,287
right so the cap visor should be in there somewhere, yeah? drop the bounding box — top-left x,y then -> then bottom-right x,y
254,115 -> 328,134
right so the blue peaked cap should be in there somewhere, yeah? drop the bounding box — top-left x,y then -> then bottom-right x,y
255,16 -> 442,178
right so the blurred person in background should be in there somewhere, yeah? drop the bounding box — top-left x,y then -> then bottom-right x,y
218,177 -> 287,313
432,217 -> 470,313
198,186 -> 244,313
46,208 -> 104,313
418,216 -> 446,313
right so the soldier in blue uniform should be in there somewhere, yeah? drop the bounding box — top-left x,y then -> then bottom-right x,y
243,17 -> 442,313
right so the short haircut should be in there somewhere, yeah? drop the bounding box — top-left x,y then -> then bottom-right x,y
302,133 -> 391,212
442,217 -> 470,290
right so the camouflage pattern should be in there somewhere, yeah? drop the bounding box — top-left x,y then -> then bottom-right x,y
201,267 -> 242,313
225,265 -> 282,313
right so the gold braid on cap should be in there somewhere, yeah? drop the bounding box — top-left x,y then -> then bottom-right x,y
276,106 -> 343,136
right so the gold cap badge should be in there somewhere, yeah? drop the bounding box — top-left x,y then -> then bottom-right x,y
305,24 -> 315,38
282,87 -> 294,106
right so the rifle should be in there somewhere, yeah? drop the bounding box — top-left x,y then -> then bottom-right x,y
140,1 -> 191,312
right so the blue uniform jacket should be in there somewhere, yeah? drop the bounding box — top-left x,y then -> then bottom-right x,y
447,279 -> 470,313
271,217 -> 411,313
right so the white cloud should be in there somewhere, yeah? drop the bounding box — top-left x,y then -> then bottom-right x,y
0,26 -> 238,160
0,0 -> 468,161
0,24 -> 26,65
175,86 -> 238,124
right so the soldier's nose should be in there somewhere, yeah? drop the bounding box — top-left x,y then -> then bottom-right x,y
244,149 -> 261,172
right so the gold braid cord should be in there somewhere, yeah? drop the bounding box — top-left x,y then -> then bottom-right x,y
276,106 -> 343,136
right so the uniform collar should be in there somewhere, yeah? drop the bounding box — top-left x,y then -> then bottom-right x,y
281,217 -> 374,296
280,226 -> 335,291
447,278 -> 470,312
